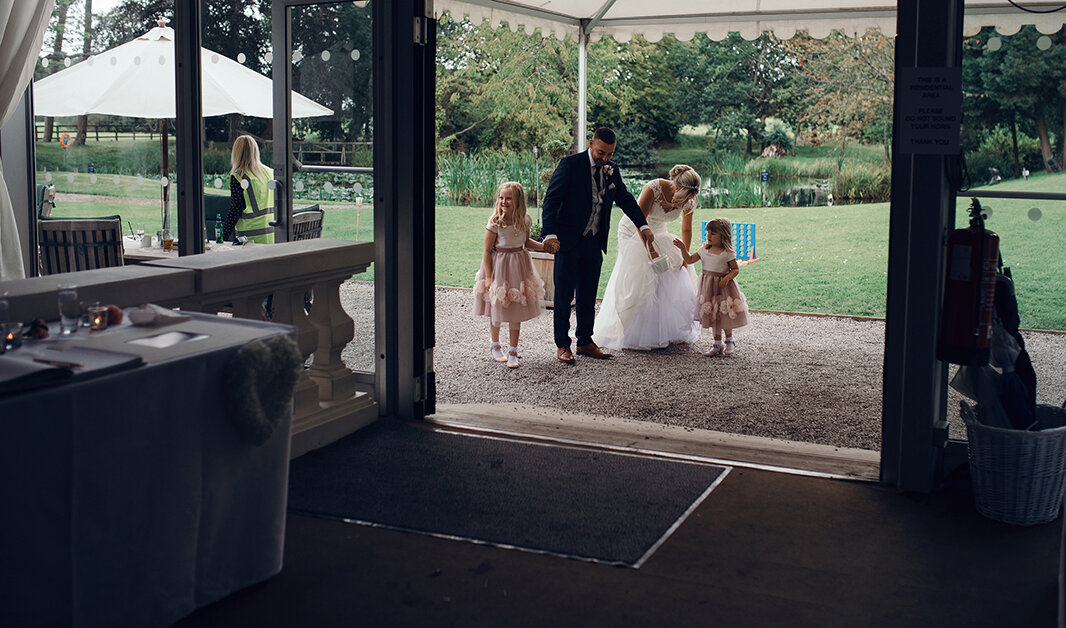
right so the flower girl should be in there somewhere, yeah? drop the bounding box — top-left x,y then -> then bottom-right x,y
674,217 -> 749,355
473,182 -> 546,368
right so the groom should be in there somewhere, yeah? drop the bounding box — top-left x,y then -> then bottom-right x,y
541,127 -> 654,363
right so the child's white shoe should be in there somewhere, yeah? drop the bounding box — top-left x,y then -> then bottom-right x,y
490,341 -> 506,362
723,338 -> 736,355
506,347 -> 520,368
704,341 -> 724,357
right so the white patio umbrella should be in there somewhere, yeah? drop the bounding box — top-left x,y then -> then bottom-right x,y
32,20 -> 333,232
33,22 -> 331,118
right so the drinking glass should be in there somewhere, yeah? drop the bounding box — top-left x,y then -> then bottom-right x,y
57,285 -> 80,334
135,223 -> 145,237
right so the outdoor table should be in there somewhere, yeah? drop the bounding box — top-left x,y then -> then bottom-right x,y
122,236 -> 255,263
2,311 -> 294,627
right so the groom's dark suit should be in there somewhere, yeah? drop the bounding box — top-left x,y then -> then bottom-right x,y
541,150 -> 649,349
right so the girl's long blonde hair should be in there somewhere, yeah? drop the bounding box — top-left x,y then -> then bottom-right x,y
230,135 -> 272,180
704,217 -> 735,253
488,181 -> 530,230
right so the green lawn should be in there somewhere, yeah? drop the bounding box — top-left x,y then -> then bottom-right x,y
43,170 -> 1066,330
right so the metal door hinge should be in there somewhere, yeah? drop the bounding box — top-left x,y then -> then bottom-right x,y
414,16 -> 426,45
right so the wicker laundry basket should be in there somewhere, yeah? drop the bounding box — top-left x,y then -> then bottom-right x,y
961,401 -> 1066,526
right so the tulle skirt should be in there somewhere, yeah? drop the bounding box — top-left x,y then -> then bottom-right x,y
473,246 -> 545,324
696,271 -> 749,330
594,232 -> 701,350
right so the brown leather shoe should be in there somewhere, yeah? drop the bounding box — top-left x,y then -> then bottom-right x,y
557,347 -> 576,364
576,342 -> 613,359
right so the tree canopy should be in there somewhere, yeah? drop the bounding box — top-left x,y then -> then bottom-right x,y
37,2 -> 1066,177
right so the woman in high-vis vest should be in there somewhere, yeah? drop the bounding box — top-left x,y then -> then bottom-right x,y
224,135 -> 276,244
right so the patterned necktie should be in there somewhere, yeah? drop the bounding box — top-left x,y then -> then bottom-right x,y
586,165 -> 604,236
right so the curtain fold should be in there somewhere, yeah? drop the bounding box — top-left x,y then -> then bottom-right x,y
0,0 -> 55,280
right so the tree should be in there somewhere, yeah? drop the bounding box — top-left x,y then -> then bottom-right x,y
588,35 -> 680,163
74,0 -> 93,146
787,29 -> 894,164
287,1 -> 372,144
667,33 -> 795,155
436,16 -> 578,156
968,26 -> 1066,172
41,0 -> 76,143
200,0 -> 273,141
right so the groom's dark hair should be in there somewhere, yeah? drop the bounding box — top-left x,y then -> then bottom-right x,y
593,127 -> 616,145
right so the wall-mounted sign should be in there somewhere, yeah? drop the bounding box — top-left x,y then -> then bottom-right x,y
898,67 -> 962,155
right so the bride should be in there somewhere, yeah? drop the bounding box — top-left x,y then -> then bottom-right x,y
593,165 -> 702,350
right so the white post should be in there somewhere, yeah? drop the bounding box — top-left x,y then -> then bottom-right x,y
577,27 -> 588,152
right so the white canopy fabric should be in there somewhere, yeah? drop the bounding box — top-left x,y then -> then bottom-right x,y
435,1 -> 1066,41
33,25 -> 332,118
1,0 -> 54,281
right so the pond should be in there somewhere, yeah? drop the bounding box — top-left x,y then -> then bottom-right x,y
628,168 -> 835,208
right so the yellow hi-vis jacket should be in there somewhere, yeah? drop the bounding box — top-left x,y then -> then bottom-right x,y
233,171 -> 275,244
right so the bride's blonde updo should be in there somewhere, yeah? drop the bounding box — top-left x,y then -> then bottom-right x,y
668,164 -> 701,205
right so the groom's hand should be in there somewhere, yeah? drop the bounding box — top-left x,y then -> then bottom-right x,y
543,239 -> 560,254
640,228 -> 655,246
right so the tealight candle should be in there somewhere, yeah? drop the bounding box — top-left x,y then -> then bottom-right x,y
89,305 -> 109,331
5,330 -> 20,349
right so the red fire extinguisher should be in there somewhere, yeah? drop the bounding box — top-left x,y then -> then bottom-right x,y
938,198 -> 999,366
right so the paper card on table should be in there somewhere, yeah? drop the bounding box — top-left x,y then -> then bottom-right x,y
0,356 -> 74,396
0,345 -> 144,396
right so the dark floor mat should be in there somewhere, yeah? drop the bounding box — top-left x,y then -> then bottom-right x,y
287,420 -> 728,566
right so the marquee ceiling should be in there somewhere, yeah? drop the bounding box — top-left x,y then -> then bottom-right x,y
434,1 -> 1066,41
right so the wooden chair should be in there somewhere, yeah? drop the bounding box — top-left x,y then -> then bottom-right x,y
292,205 -> 323,241
38,215 -> 125,275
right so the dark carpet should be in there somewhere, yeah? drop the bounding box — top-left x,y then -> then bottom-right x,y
287,420 -> 729,566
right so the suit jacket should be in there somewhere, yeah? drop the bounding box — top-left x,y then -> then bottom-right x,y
541,150 -> 648,253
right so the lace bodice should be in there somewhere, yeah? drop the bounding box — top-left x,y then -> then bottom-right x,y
618,179 -> 696,238
646,179 -> 696,228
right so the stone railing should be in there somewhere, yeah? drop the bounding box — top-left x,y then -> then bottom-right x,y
2,239 -> 377,457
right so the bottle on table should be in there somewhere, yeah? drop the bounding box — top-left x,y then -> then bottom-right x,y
214,213 -> 223,243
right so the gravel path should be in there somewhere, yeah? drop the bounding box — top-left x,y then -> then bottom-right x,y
341,282 -> 1066,451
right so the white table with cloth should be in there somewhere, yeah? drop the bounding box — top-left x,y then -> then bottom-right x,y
0,312 -> 296,627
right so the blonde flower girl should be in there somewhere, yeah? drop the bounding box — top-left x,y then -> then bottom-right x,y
473,182 -> 546,368
674,217 -> 749,356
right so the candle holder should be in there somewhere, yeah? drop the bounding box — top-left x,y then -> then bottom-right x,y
4,324 -> 23,350
89,305 -> 109,331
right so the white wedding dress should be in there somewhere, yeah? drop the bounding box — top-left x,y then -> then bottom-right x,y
593,180 -> 701,350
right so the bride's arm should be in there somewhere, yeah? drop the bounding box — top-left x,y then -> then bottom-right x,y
681,209 -> 693,251
636,184 -> 654,219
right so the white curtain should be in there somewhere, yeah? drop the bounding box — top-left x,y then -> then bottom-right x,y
0,0 -> 54,280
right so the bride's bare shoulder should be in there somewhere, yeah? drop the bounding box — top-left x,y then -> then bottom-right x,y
645,178 -> 666,202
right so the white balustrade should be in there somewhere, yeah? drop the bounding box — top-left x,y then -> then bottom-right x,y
4,240 -> 377,457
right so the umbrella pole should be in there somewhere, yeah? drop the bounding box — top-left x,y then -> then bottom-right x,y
161,118 -> 170,232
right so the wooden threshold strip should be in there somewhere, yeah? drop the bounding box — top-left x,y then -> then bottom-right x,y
429,403 -> 880,482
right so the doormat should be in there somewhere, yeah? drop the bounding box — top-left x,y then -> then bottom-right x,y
287,420 -> 729,567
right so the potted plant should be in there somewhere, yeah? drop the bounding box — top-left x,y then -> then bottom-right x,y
527,221 -> 555,308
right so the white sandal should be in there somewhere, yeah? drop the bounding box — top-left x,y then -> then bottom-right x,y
704,341 -> 724,357
723,337 -> 736,355
490,341 -> 506,362
506,347 -> 520,368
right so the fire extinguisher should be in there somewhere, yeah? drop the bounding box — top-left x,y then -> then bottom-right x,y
938,198 -> 999,366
